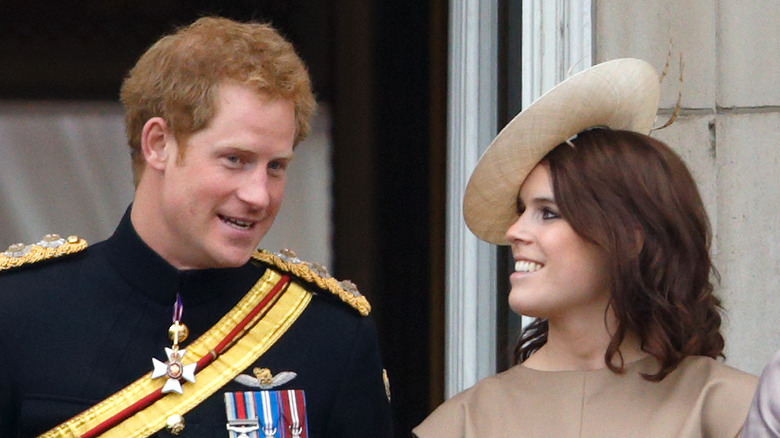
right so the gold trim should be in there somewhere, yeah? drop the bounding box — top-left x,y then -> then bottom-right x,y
1,236 -> 87,272
39,269 -> 311,438
253,250 -> 371,316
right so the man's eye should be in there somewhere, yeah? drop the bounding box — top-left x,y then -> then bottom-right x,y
224,155 -> 243,165
268,161 -> 287,171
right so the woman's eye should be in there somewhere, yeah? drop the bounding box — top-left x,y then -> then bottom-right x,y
541,208 -> 560,220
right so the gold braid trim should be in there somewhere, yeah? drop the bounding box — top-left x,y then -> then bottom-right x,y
0,235 -> 87,272
252,249 -> 371,316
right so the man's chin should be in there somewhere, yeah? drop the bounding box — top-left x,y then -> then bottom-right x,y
219,253 -> 255,268
206,246 -> 257,269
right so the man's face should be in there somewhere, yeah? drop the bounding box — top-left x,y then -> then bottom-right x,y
153,83 -> 296,269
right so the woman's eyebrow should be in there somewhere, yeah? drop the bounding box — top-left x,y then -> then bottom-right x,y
531,196 -> 556,204
521,196 -> 556,206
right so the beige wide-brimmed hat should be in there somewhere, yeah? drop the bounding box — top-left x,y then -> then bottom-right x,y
463,58 -> 661,245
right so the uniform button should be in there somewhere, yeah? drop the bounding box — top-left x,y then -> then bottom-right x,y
165,414 -> 185,435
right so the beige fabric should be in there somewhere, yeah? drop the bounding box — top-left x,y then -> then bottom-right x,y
414,356 -> 757,438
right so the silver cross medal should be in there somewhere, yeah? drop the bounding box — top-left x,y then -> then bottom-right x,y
152,346 -> 196,393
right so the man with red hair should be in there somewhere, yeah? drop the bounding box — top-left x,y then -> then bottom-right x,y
0,17 -> 392,438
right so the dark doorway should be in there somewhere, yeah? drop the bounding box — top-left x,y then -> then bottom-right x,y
332,1 -> 448,435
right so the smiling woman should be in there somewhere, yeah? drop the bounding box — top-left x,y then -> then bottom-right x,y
513,129 -> 724,377
505,163 -> 612,347
414,58 -> 758,438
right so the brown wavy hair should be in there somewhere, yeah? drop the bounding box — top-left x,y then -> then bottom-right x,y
514,128 -> 724,381
120,16 -> 316,186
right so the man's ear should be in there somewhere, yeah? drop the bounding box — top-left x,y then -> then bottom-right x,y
140,117 -> 174,171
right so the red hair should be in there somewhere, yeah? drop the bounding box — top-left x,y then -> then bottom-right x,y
120,17 -> 316,185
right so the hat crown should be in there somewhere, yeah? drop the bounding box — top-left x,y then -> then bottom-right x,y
463,58 -> 660,245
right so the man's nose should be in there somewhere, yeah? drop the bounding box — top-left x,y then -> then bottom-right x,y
236,170 -> 271,208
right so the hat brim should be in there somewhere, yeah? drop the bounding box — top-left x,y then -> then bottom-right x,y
463,58 -> 661,245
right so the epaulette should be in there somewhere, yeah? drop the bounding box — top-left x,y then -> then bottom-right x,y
252,248 -> 371,316
0,234 -> 88,272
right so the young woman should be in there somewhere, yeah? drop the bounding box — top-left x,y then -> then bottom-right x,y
414,59 -> 757,438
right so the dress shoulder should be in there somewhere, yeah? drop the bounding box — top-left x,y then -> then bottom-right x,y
677,355 -> 757,387
252,248 -> 371,316
0,234 -> 87,273
673,356 -> 758,437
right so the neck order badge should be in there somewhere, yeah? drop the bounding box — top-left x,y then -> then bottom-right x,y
151,294 -> 197,394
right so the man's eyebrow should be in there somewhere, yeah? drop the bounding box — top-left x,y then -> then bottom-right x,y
274,151 -> 295,161
216,145 -> 295,161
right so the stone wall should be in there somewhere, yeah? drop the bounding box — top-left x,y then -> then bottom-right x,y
595,0 -> 780,375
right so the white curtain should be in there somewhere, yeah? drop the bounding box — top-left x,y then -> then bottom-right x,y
0,101 -> 332,268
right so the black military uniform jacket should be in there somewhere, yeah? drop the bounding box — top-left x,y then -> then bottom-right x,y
0,209 -> 393,437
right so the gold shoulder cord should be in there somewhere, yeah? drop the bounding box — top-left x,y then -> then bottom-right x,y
253,249 -> 371,316
1,234 -> 87,272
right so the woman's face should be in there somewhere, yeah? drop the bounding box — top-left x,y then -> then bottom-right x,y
505,163 -> 611,322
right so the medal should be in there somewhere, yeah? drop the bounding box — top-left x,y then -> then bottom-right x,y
225,392 -> 261,438
225,390 -> 309,438
151,293 -> 196,394
279,390 -> 307,438
259,391 -> 280,437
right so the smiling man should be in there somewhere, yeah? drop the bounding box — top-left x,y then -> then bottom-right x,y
130,82 -> 296,270
0,17 -> 392,438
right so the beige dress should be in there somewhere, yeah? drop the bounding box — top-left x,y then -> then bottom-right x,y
414,356 -> 757,438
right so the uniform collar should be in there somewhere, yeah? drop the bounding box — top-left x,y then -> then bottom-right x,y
103,206 -> 263,307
